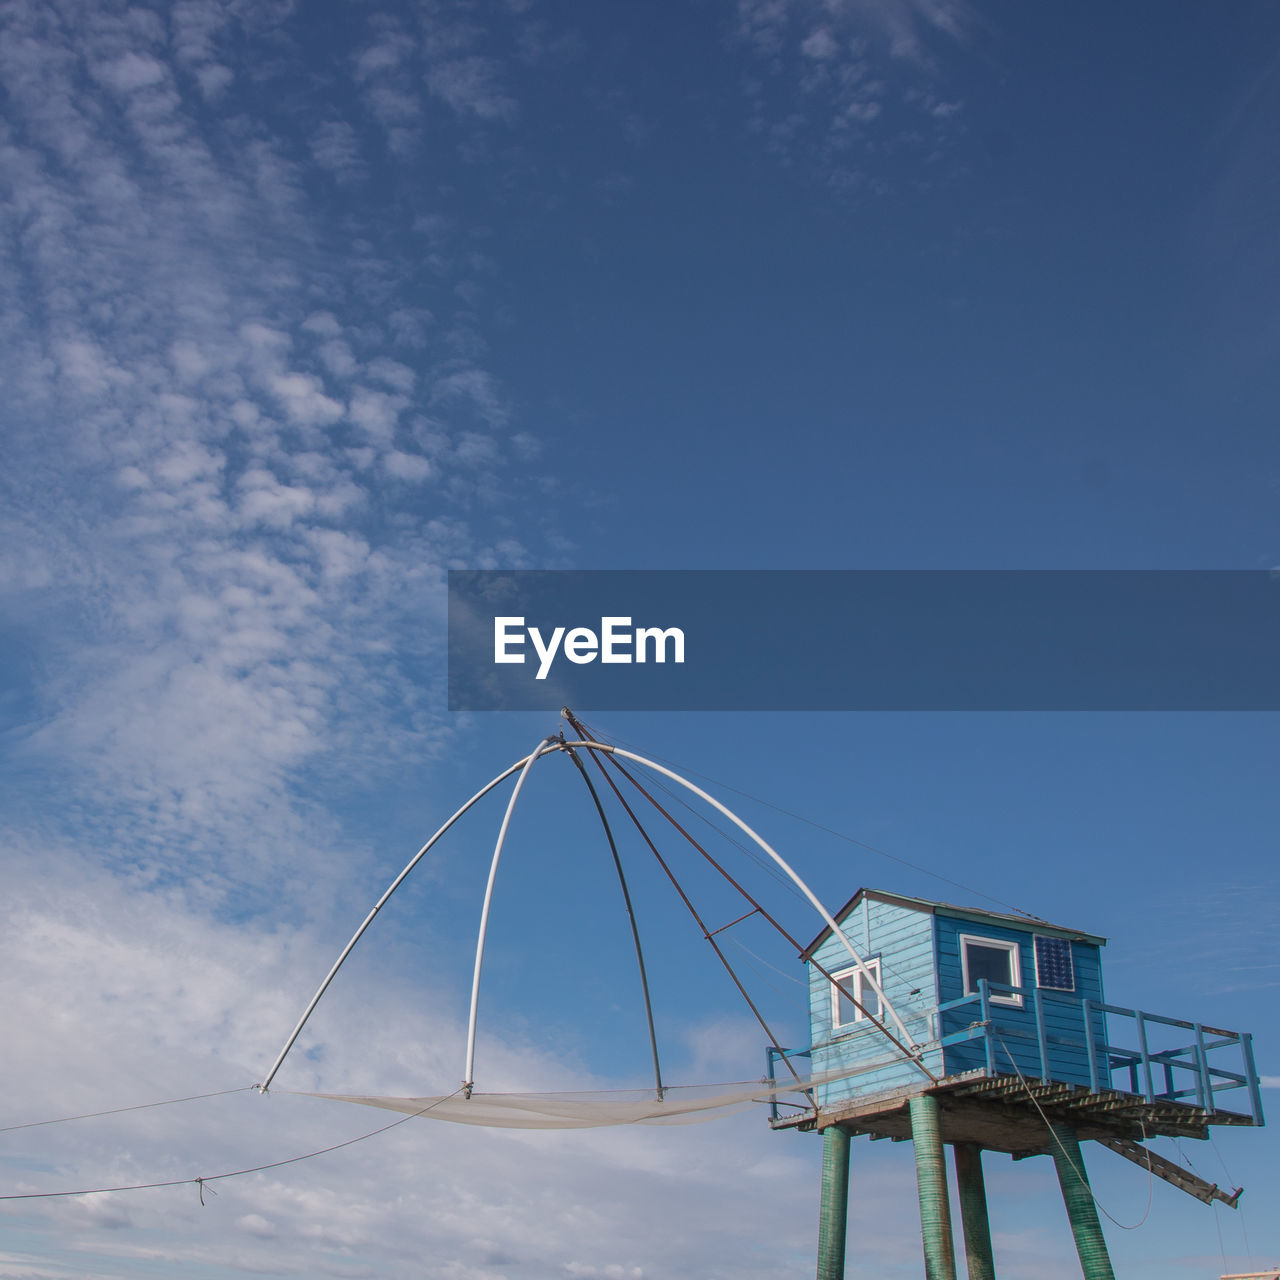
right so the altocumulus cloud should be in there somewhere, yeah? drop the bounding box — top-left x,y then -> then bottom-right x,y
0,1 -> 945,1275
0,0 -> 544,891
733,0 -> 971,188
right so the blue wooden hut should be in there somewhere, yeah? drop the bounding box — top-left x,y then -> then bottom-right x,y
768,889 -> 1265,1280
801,889 -> 1110,1111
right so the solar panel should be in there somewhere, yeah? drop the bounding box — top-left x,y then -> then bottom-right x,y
1034,935 -> 1075,991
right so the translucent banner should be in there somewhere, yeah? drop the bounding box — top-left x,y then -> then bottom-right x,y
447,570 -> 1280,711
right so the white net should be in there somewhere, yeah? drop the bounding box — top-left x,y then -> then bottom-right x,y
297,1061 -> 901,1129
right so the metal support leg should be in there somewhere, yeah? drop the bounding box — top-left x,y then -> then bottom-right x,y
1049,1123 -> 1115,1280
909,1095 -> 958,1280
817,1125 -> 851,1280
953,1143 -> 996,1280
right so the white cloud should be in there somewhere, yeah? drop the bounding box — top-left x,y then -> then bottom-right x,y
170,339 -> 213,383
734,0 -> 969,179
431,368 -> 510,430
310,121 -> 366,186
318,339 -> 359,379
0,4 -> 948,1277
238,468 -> 317,528
306,528 -> 370,581
57,338 -> 132,394
195,62 -> 234,99
384,450 -> 434,482
236,1213 -> 278,1238
389,308 -> 435,348
367,357 -> 416,393
92,51 -> 167,94
0,840 -> 836,1280
454,431 -> 500,468
301,312 -> 342,339
426,57 -> 516,121
353,30 -> 416,81
348,386 -> 405,444
0,0 -> 543,904
267,372 -> 345,427
801,27 -> 838,60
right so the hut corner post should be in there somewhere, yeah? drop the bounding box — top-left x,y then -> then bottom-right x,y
1049,1123 -> 1116,1280
816,1125 -> 851,1280
910,1094 -> 959,1280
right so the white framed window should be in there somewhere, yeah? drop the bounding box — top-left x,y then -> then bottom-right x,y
959,934 -> 1022,1007
832,959 -> 882,1028
1034,935 -> 1075,992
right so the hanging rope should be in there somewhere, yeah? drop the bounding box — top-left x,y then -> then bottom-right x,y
0,1088 -> 466,1203
993,1032 -> 1153,1230
568,732 -> 816,1112
0,1086 -> 254,1134
1209,1134 -> 1255,1261
572,716 -> 1046,921
562,717 -> 936,1083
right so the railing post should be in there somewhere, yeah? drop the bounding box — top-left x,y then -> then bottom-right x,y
816,1125 -> 851,1280
1134,1011 -> 1155,1103
1034,987 -> 1050,1083
979,980 -> 995,1076
1083,1000 -> 1099,1093
1240,1032 -> 1265,1126
1193,1025 -> 1210,1110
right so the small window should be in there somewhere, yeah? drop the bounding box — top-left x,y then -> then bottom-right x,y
960,935 -> 1022,1007
1034,935 -> 1075,991
832,959 -> 882,1028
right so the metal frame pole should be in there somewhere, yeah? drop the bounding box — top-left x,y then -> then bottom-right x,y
259,743 -> 562,1092
463,735 -> 557,1093
560,738 -> 919,1055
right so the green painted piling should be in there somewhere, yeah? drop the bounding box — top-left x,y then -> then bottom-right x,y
953,1143 -> 996,1280
816,1125 -> 851,1280
1049,1123 -> 1115,1280
909,1095 -> 958,1280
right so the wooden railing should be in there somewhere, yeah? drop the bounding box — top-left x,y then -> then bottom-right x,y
936,979 -> 1264,1125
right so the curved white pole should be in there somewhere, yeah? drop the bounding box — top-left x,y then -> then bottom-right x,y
259,743 -> 562,1093
462,736 -> 557,1094
559,741 -> 920,1055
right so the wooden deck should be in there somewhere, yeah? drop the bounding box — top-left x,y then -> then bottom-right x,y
772,1071 -> 1258,1155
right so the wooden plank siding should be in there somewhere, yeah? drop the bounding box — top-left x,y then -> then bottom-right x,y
789,891 -> 1263,1135
933,913 -> 1108,1087
808,896 -> 943,1107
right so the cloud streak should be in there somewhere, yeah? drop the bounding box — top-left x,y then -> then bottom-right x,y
732,0 -> 970,187
0,0 -> 547,898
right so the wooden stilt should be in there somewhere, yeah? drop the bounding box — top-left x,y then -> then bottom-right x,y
909,1095 -> 958,1280
1049,1123 -> 1115,1280
816,1124 -> 851,1280
953,1143 -> 996,1280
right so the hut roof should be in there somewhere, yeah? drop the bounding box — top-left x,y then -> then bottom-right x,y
800,887 -> 1107,961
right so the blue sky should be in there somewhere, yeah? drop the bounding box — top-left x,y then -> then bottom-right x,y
1,1 -> 1277,1277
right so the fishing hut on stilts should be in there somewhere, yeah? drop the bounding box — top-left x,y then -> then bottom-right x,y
258,716 -> 1266,1279
766,889 -> 1266,1279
